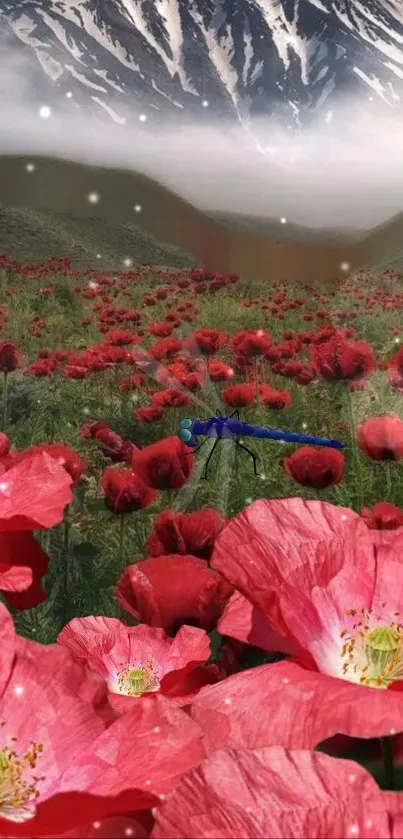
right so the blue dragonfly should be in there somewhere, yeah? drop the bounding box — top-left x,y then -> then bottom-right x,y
130,333 -> 345,491
178,410 -> 346,478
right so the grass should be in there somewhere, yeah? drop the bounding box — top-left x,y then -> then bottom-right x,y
0,254 -> 402,647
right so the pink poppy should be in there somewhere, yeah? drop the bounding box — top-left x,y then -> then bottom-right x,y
218,591 -> 297,656
152,745 -> 395,838
0,452 -> 72,609
58,617 -> 212,707
0,604 -> 205,837
190,498 -> 403,753
0,450 -> 72,531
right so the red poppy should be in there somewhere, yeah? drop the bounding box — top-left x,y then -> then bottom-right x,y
283,446 -> 345,489
135,405 -> 164,423
0,342 -> 19,373
230,329 -> 272,360
357,416 -> 403,461
146,508 -> 228,561
52,812 -> 153,839
259,384 -> 292,409
82,422 -> 135,462
188,329 -> 227,356
116,554 -> 233,634
208,360 -> 234,381
152,390 -> 191,409
27,443 -> 86,487
0,432 -> 9,457
101,466 -> 157,513
149,338 -> 182,361
311,332 -> 376,382
221,384 -> 255,408
361,501 -> 403,530
132,437 -> 194,490
148,322 -> 174,338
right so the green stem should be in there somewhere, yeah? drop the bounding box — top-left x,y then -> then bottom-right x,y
345,389 -> 363,511
254,358 -> 260,404
118,514 -> 126,568
384,462 -> 392,496
166,489 -> 175,510
1,372 -> 8,431
134,517 -> 145,559
380,736 -> 396,790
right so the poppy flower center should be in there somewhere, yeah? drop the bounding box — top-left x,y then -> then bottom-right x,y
0,741 -> 44,823
117,661 -> 160,696
340,610 -> 403,688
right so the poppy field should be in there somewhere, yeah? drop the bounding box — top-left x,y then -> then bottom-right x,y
3,249 -> 403,836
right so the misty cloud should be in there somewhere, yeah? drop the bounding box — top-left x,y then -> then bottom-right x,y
1,35 -> 403,229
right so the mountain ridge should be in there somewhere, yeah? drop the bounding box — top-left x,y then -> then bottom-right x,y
2,0 -> 403,134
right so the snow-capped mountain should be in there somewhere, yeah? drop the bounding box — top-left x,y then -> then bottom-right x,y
1,0 -> 403,131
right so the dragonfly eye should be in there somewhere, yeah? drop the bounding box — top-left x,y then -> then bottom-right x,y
179,418 -> 192,430
178,428 -> 192,443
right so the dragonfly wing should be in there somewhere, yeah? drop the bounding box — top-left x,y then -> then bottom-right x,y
215,436 -> 236,517
130,345 -> 214,415
179,327 -> 225,413
174,437 -> 216,512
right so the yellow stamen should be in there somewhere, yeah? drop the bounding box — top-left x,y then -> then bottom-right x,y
340,613 -> 403,689
0,741 -> 44,822
117,661 -> 160,697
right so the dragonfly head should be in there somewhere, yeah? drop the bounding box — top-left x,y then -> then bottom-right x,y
177,418 -> 199,448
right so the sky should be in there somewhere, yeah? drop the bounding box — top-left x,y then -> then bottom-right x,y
1,36 -> 403,230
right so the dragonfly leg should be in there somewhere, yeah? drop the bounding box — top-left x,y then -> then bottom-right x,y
235,440 -> 259,476
201,439 -> 219,479
229,410 -> 240,420
183,439 -> 208,456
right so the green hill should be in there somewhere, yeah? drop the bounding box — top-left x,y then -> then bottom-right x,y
0,204 -> 195,269
208,210 -> 365,244
2,153 -> 403,284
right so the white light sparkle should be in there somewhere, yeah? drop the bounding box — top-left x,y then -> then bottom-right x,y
134,204 -> 142,212
25,163 -> 35,172
340,262 -> 350,272
14,686 -> 24,696
280,216 -> 287,224
139,114 -> 147,122
39,105 -> 51,119
123,258 -> 133,267
87,192 -> 100,204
